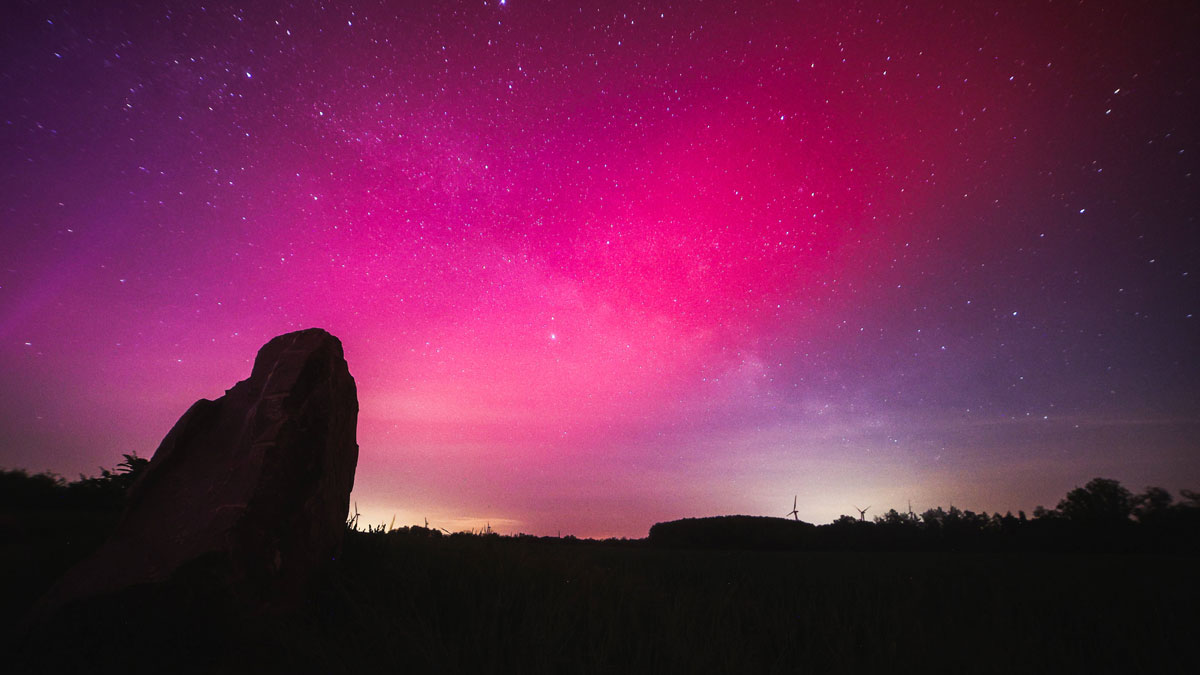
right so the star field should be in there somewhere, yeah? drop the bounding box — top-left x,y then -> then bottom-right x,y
1,0 -> 1198,536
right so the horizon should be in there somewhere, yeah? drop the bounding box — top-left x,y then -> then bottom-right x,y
2,1 -> 1198,539
10,440 -> 1187,540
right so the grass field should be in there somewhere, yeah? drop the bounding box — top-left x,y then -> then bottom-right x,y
314,530 -> 1199,674
4,517 -> 1198,674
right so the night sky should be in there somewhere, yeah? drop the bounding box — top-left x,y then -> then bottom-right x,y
2,0 -> 1197,537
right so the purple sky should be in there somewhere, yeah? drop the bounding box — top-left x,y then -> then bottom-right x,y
2,0 -> 1198,537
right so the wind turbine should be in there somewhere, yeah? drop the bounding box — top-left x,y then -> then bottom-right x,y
854,505 -> 871,522
785,495 -> 800,521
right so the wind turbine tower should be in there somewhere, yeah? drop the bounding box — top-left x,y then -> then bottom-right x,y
785,495 -> 800,521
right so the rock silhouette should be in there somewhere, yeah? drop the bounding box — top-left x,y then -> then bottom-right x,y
37,328 -> 359,617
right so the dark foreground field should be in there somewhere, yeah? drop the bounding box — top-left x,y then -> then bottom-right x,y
4,518 -> 1198,674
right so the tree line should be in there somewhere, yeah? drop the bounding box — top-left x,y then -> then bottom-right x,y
0,454 -> 149,512
651,478 -> 1200,553
4,458 -> 1197,552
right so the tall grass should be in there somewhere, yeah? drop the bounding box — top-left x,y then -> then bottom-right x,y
5,520 -> 1198,673
297,528 -> 1198,674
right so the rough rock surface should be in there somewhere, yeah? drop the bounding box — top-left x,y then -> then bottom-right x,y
39,328 -> 359,615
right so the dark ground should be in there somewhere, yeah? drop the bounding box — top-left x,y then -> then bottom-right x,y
3,514 -> 1198,674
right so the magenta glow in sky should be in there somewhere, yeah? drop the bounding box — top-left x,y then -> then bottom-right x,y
2,1 -> 1198,537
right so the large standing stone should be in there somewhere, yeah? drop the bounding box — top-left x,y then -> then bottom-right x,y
38,328 -> 359,616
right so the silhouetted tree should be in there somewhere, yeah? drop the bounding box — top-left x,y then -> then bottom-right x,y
998,511 -> 1020,534
920,507 -> 946,529
875,508 -> 920,527
1032,505 -> 1059,520
1132,487 -> 1173,522
1057,478 -> 1134,525
0,468 -> 65,508
1179,489 -> 1200,508
1,453 -> 148,511
64,452 -> 149,509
